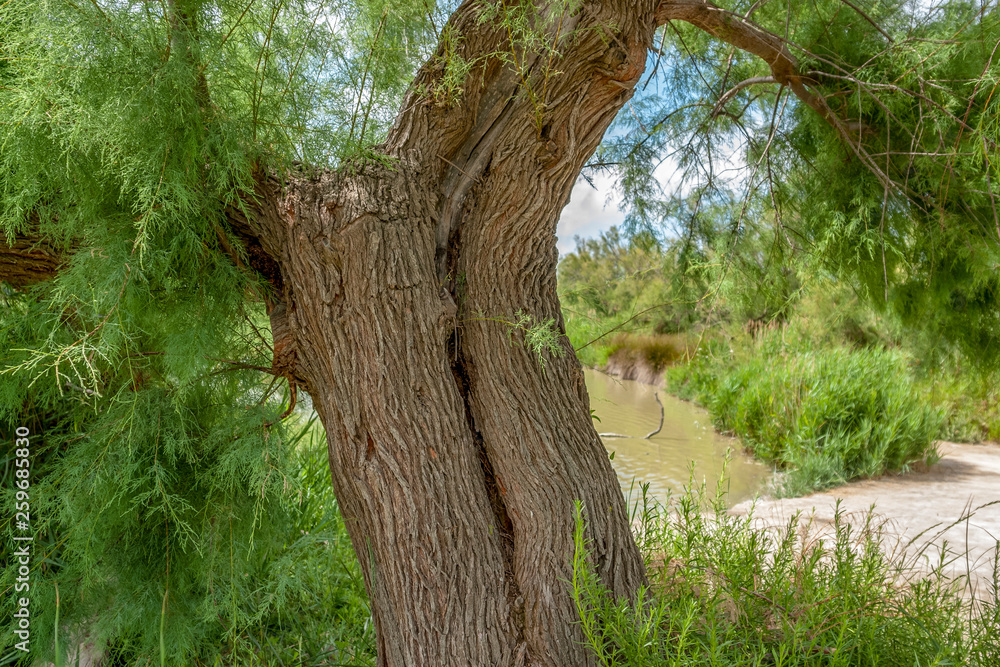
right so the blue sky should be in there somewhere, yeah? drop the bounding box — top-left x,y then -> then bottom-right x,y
555,150 -> 697,255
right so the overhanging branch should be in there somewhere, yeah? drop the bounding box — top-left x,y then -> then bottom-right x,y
654,0 -> 922,195
0,197 -> 277,293
657,0 -> 841,131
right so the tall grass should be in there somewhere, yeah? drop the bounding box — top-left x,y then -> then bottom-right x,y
918,371 -> 1000,444
572,478 -> 1000,666
668,340 -> 942,496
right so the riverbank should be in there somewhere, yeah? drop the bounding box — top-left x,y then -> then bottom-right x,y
595,357 -> 1000,594
730,441 -> 1000,595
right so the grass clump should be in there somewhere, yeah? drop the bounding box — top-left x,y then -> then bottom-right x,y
668,338 -> 941,496
572,478 -> 1000,666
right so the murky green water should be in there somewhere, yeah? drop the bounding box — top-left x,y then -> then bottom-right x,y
586,369 -> 770,506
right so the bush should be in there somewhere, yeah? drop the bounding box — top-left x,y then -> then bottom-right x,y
917,371 -> 1000,444
605,334 -> 689,372
668,339 -> 942,495
572,479 -> 1000,666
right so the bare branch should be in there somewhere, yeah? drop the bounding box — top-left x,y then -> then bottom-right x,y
712,75 -> 777,116
838,0 -> 894,44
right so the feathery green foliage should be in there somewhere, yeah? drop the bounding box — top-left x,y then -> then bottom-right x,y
1,412 -> 374,665
0,0 -> 434,660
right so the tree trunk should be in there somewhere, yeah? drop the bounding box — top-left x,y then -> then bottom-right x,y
245,2 -> 661,665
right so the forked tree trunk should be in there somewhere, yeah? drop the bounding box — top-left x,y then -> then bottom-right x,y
246,2 -> 661,665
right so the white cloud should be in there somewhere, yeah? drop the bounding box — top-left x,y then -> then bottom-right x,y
555,172 -> 625,255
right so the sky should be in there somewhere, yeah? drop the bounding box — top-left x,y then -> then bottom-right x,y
556,152 -> 698,256
554,173 -> 625,255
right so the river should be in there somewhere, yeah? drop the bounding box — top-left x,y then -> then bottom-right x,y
586,368 -> 770,506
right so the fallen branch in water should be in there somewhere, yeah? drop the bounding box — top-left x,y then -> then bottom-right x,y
644,392 -> 665,439
599,391 -> 666,440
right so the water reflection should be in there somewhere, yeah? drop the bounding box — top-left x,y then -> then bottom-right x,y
586,368 -> 770,506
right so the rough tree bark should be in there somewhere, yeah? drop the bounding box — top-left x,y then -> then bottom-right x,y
0,231 -> 67,288
1,1 -> 849,665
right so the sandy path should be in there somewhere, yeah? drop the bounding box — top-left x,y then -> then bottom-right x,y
729,442 -> 1000,598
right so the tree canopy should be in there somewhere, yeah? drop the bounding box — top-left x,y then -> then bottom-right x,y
2,1 -> 996,391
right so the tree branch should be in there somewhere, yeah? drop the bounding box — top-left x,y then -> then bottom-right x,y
657,0 -> 841,131
654,0 -> 925,200
0,233 -> 67,288
1,176 -> 279,293
838,0 -> 893,44
712,75 -> 777,116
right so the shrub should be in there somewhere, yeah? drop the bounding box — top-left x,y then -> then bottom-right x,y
917,371 -> 1000,444
668,340 -> 941,495
605,334 -> 689,372
564,310 -> 622,368
0,416 -> 374,667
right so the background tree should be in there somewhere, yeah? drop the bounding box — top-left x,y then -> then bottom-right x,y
1,0 -> 997,665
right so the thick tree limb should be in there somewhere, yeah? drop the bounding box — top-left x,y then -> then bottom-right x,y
0,233 -> 66,288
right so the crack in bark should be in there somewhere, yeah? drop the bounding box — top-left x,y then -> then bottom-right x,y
434,84 -> 521,284
449,339 -> 529,660
444,215 -> 530,661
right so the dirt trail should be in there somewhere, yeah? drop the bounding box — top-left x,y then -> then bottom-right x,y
730,442 -> 1000,598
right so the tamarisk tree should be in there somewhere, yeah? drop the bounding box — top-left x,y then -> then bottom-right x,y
1,0 -> 997,664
